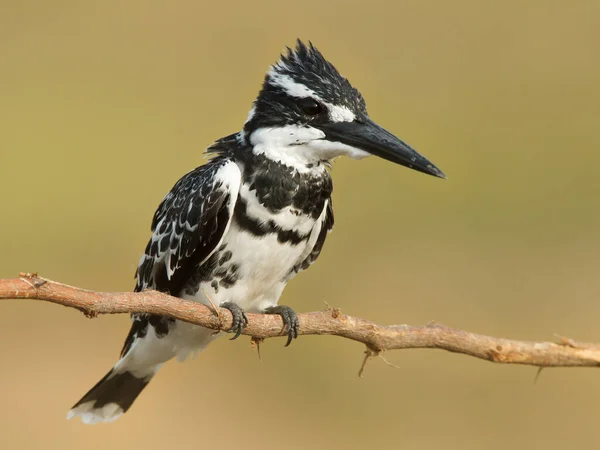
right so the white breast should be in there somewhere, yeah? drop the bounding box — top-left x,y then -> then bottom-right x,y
181,202 -> 327,314
216,221 -> 310,310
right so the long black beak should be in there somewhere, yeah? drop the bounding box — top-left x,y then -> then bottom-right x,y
319,117 -> 446,179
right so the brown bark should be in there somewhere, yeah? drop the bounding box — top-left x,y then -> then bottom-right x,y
2,273 -> 599,372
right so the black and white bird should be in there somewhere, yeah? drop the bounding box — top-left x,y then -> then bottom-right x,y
67,40 -> 445,424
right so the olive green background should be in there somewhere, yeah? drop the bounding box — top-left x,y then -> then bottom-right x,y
2,1 -> 600,449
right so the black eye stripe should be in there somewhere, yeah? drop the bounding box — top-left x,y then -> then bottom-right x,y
298,98 -> 322,116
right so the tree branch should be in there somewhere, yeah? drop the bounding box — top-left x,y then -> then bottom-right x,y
2,273 -> 599,373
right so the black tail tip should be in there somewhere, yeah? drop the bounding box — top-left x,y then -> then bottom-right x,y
68,370 -> 151,424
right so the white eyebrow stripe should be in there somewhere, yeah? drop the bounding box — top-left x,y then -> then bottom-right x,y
328,104 -> 355,122
266,70 -> 356,123
267,70 -> 319,98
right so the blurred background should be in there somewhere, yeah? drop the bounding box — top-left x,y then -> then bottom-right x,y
1,1 -> 600,449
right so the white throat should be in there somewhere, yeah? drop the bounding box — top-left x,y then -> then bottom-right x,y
249,125 -> 370,173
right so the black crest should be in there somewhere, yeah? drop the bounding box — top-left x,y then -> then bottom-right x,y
273,40 -> 366,111
244,40 -> 367,134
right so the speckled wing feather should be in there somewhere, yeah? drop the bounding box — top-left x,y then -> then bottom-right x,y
121,157 -> 241,357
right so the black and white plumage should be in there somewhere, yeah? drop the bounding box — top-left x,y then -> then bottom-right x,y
68,40 -> 444,424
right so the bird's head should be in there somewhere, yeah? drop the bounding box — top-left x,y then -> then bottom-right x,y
241,40 -> 445,178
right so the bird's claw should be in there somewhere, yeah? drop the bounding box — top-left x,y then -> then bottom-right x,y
221,302 -> 248,340
264,305 -> 299,347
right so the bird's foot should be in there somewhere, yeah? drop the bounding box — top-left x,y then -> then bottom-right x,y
263,305 -> 299,347
221,302 -> 249,340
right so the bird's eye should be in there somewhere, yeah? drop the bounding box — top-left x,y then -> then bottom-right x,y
298,98 -> 322,116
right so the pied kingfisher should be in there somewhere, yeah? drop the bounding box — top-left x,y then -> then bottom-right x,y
68,40 -> 445,424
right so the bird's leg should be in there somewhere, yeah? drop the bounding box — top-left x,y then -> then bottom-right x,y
263,305 -> 299,347
220,302 -> 249,340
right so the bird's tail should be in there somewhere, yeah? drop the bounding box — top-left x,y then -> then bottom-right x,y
66,362 -> 161,424
68,317 -> 217,424
67,318 -> 178,424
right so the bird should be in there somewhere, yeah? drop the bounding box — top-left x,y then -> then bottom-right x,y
67,39 -> 445,424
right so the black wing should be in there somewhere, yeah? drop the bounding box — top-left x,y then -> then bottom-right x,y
121,157 -> 241,357
134,158 -> 240,295
293,198 -> 334,274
